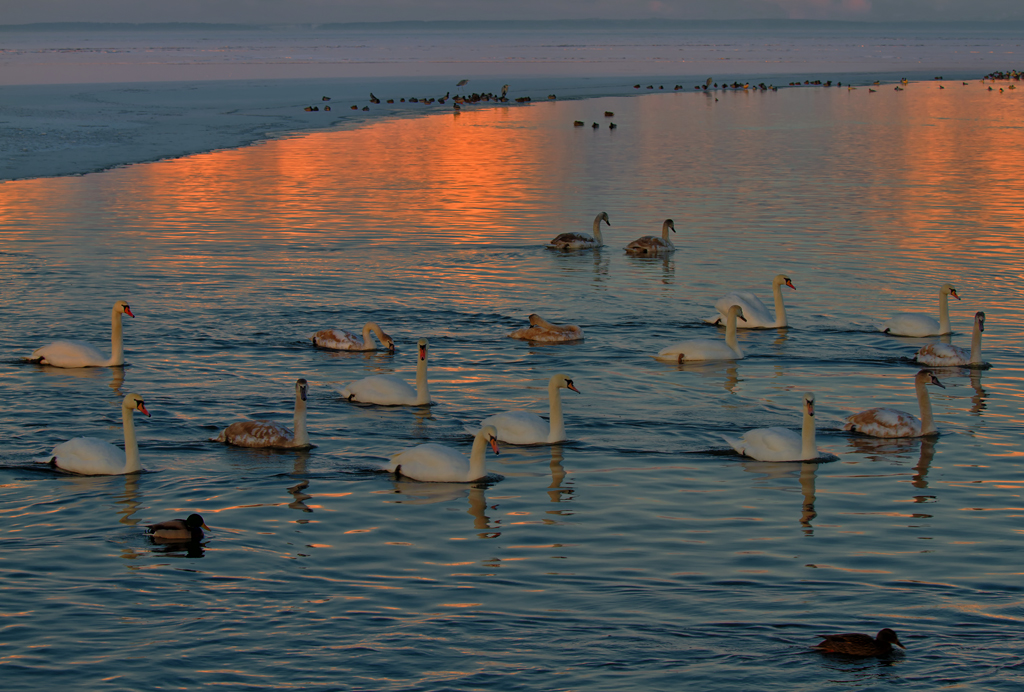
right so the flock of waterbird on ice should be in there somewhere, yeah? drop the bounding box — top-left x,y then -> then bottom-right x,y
21,210 -> 988,654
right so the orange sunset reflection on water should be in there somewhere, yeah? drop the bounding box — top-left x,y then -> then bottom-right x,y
1,81 -> 1023,333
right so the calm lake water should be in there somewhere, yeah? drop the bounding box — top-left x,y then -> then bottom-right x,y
2,81 -> 1024,690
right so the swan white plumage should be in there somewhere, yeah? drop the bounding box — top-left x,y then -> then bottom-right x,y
474,374 -> 580,445
213,378 -> 313,448
625,219 -> 676,255
312,322 -> 394,352
915,311 -> 987,367
548,212 -> 610,249
656,305 -> 746,362
507,314 -> 584,343
29,300 -> 134,368
724,393 -> 818,461
47,393 -> 151,475
386,425 -> 500,482
882,284 -> 960,336
844,369 -> 944,438
340,338 -> 432,405
704,274 -> 795,328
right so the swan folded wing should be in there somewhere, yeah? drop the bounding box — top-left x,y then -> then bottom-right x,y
215,420 -> 295,448
312,329 -> 362,350
479,411 -> 550,445
713,292 -> 774,326
507,325 -> 584,342
882,314 -> 941,337
844,408 -> 921,438
387,444 -> 472,482
30,340 -> 108,368
625,236 -> 667,254
341,374 -> 417,405
656,339 -> 736,362
50,437 -> 128,475
548,232 -> 595,249
728,427 -> 802,462
915,343 -> 969,366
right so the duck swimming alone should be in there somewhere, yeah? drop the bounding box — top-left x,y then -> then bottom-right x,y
813,628 -> 906,657
146,514 -> 209,543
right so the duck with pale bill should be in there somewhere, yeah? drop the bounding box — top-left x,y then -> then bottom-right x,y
813,628 -> 906,657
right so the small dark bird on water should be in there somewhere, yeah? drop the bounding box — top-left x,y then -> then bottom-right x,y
573,120 -> 584,126
147,514 -> 209,543
370,93 -> 380,104
322,96 -> 331,101
592,122 -> 599,129
609,122 -> 617,129
814,629 -> 906,657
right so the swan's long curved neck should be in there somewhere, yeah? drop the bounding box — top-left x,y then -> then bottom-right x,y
547,379 -> 566,443
773,279 -> 788,328
592,215 -> 605,244
661,222 -> 671,241
293,393 -> 309,446
415,352 -> 430,405
938,290 -> 951,334
916,379 -> 937,434
970,320 -> 983,364
363,322 -> 386,348
726,312 -> 743,357
468,431 -> 489,480
122,405 -> 141,473
109,307 -> 124,366
801,407 -> 816,460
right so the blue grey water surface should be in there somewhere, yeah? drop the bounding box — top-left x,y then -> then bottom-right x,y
2,80 -> 1024,690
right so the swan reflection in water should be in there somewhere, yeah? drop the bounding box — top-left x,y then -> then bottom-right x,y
740,460 -> 819,533
846,435 -> 938,504
382,480 -> 498,537
115,473 -> 141,526
669,359 -> 740,393
34,362 -> 125,399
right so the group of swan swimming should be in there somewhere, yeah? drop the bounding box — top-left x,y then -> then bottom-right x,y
26,220 -> 989,481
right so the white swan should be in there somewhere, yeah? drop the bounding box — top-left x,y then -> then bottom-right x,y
29,300 -> 134,368
475,374 -> 580,445
312,322 -> 394,352
844,369 -> 944,438
704,274 -> 795,328
625,219 -> 676,255
656,305 -> 746,362
548,212 -> 610,250
47,393 -> 151,475
882,284 -> 960,336
507,314 -> 584,343
724,393 -> 818,461
386,425 -> 500,482
340,338 -> 432,405
213,378 -> 313,448
915,311 -> 987,367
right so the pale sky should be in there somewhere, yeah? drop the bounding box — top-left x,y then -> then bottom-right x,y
3,0 -> 1024,25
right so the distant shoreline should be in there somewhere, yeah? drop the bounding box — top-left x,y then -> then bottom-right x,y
4,19 -> 1024,32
